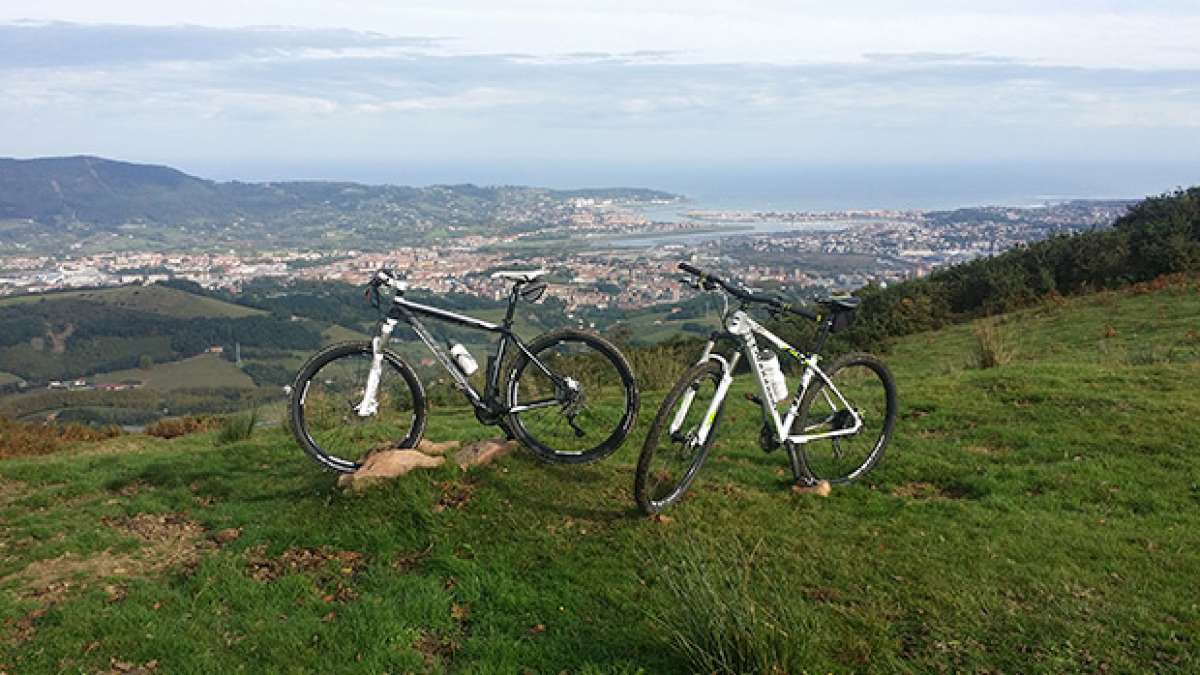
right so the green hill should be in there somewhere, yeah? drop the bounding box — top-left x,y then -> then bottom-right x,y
2,277 -> 1197,672
0,155 -> 679,251
0,284 -> 263,319
0,283 -> 316,382
0,284 -> 323,424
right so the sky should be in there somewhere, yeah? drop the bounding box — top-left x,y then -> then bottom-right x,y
1,1 -> 1199,198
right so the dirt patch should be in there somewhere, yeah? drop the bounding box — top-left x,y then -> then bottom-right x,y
891,482 -> 966,500
392,543 -> 434,573
3,606 -> 47,643
47,323 -> 76,354
101,656 -> 160,674
413,630 -> 459,669
1,511 -> 215,625
245,545 -> 366,603
0,478 -> 29,506
432,479 -> 478,513
102,513 -> 216,572
804,587 -> 844,603
4,550 -> 150,605
112,481 -> 152,497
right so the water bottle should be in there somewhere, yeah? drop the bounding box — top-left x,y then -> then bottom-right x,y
450,343 -> 478,376
757,348 -> 789,402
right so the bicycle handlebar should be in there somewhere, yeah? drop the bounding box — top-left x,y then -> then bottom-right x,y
676,263 -> 817,320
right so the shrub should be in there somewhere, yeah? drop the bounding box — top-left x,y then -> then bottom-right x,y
624,337 -> 702,392
971,319 -> 1016,369
0,415 -> 121,459
217,408 -> 259,445
644,537 -> 812,673
145,415 -> 223,439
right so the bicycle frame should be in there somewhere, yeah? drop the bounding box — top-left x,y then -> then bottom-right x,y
354,284 -> 569,420
670,305 -> 863,450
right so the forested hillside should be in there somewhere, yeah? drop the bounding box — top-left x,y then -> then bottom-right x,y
828,187 -> 1200,349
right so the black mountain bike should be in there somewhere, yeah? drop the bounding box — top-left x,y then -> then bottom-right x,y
634,263 -> 897,514
288,269 -> 639,473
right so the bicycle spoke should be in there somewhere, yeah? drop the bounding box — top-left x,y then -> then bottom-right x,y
797,358 -> 895,483
509,335 -> 632,457
298,350 -> 419,466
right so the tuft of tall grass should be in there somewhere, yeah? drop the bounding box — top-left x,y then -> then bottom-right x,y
971,319 -> 1016,369
625,341 -> 695,391
1124,346 -> 1172,366
644,537 -> 812,673
217,408 -> 259,444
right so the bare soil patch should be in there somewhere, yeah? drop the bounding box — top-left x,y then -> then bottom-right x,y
0,478 -> 29,506
414,630 -> 460,669
433,478 -> 478,513
892,482 -> 967,500
245,545 -> 367,603
1,511 -> 217,642
102,513 -> 216,572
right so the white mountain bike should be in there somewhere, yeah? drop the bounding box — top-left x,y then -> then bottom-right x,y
634,263 -> 897,514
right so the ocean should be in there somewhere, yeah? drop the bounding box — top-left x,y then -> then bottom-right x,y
199,159 -> 1199,213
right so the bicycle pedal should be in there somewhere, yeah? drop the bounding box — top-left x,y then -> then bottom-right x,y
744,393 -> 763,406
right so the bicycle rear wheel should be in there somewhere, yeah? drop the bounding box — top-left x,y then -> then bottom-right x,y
793,352 -> 896,484
505,329 -> 638,464
289,342 -> 427,473
634,361 -> 726,514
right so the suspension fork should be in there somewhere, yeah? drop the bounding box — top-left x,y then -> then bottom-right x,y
356,319 -> 396,416
668,340 -> 715,435
668,340 -> 741,446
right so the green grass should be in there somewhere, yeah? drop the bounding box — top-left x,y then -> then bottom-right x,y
0,372 -> 20,386
93,353 -> 256,391
0,285 -> 262,319
2,282 -> 1199,672
320,324 -> 369,344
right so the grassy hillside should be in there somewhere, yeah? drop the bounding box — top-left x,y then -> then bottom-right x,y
2,279 -> 1198,672
94,353 -> 255,391
0,285 -> 264,319
0,284 -> 318,424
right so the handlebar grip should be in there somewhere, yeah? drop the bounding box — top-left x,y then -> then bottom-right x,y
677,262 -> 703,276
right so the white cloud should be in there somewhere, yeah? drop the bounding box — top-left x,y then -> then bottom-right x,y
0,16 -> 1197,173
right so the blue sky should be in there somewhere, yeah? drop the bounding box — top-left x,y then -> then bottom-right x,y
1,2 -> 1198,192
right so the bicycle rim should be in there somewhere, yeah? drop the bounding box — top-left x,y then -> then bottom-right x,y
295,348 -> 421,468
508,334 -> 633,459
797,358 -> 893,483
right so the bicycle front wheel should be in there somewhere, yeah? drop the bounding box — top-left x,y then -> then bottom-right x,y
505,329 -> 638,464
289,342 -> 427,473
634,360 -> 726,514
793,352 -> 896,484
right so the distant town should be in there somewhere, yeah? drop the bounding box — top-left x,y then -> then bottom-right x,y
0,198 -> 1132,309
